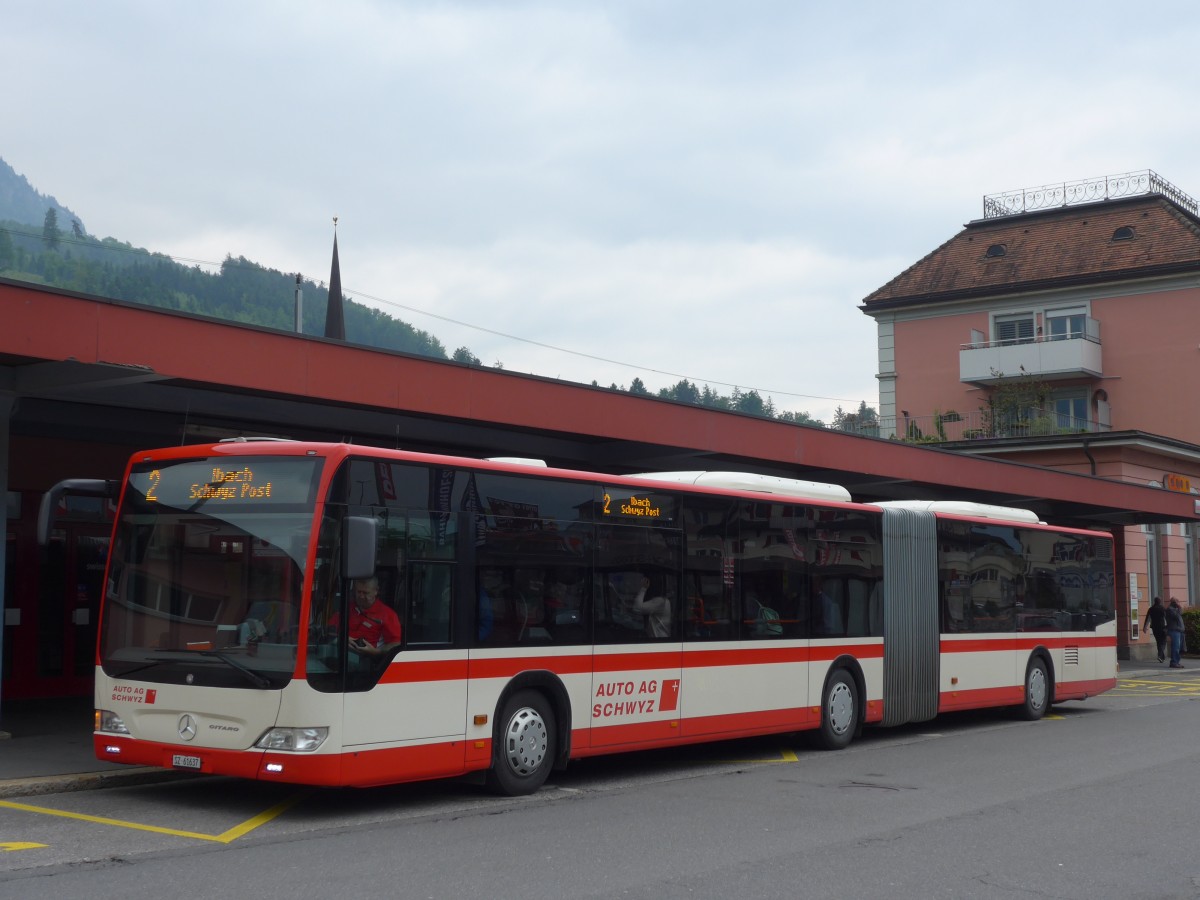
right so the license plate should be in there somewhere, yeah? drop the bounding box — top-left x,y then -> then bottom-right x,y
172,754 -> 202,770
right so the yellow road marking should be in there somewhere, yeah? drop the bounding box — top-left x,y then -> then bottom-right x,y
1114,677 -> 1200,696
723,747 -> 800,764
214,795 -> 307,842
0,793 -> 307,844
0,842 -> 48,852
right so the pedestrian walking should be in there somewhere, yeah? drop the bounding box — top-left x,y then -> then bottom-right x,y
1144,596 -> 1167,663
1166,597 -> 1186,669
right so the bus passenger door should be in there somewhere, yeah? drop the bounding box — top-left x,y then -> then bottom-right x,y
342,551 -> 468,771
589,530 -> 683,749
36,522 -> 110,699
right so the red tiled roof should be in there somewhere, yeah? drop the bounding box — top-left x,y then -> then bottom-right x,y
862,196 -> 1200,306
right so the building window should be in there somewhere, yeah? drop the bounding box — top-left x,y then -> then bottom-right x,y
1147,525 -> 1163,603
1188,525 -> 1199,605
994,313 -> 1034,346
1045,307 -> 1086,341
1112,226 -> 1135,241
1052,392 -> 1088,431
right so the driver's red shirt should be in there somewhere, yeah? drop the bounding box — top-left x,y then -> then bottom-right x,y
342,599 -> 402,647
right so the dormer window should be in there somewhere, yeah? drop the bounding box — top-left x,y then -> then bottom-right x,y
1112,225 -> 1135,241
985,243 -> 1007,258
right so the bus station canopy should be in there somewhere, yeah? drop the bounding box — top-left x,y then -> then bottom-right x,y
2,277 -> 1195,530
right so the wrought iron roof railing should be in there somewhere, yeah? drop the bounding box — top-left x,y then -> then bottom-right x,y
982,170 -> 1198,219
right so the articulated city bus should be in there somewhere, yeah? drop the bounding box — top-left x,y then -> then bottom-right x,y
52,440 -> 1117,795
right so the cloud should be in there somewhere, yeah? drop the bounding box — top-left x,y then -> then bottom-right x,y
341,235 -> 890,421
6,0 -> 1200,429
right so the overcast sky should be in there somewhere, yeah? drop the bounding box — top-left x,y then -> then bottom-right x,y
6,2 -> 1200,423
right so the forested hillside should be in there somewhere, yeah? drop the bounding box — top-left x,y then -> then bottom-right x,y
0,157 -> 446,355
0,222 -> 445,355
0,158 -> 82,235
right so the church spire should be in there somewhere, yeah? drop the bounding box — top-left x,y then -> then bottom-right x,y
324,217 -> 345,340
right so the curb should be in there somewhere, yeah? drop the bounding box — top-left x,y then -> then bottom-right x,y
0,767 -> 195,800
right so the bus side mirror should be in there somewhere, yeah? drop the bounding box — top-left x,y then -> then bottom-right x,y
342,516 -> 377,580
37,479 -> 118,546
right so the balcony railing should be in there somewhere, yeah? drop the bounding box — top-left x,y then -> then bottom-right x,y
960,321 -> 1102,384
841,408 -> 1111,443
982,169 -> 1199,219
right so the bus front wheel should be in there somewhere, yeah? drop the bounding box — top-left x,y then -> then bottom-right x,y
487,690 -> 556,796
1019,658 -> 1050,721
813,669 -> 857,750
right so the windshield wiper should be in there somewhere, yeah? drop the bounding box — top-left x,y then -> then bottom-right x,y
111,659 -> 168,679
196,650 -> 273,689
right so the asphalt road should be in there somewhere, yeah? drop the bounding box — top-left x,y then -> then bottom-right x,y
3,673 -> 1199,899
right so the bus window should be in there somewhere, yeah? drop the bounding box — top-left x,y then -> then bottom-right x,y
407,562 -> 453,644
475,513 -> 592,647
681,499 -> 734,640
594,524 -> 681,643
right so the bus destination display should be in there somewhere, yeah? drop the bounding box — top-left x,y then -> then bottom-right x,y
602,490 -> 665,521
131,457 -> 321,508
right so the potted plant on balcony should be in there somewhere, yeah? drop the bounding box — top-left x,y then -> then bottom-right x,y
980,368 -> 1052,440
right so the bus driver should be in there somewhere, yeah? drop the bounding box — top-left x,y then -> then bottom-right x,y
342,576 -> 403,657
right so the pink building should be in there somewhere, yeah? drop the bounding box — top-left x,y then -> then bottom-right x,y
861,171 -> 1200,661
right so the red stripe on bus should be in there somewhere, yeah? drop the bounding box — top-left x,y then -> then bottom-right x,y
354,635 -> 1108,687
377,659 -> 471,685
939,684 -> 1025,711
682,643 -> 883,668
937,675 -> 1116,712
683,647 -> 809,668
679,706 -> 817,738
593,651 -> 683,672
1053,677 -> 1118,701
941,636 -> 1115,654
466,655 -> 594,679
381,642 -> 887,684
574,706 -> 818,756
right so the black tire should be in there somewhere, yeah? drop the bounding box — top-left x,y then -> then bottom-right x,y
1019,657 -> 1050,721
486,689 -> 556,796
813,669 -> 857,750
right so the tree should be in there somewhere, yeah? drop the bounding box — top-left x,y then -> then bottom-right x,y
832,401 -> 879,435
0,229 -> 12,271
658,379 -> 701,405
71,219 -> 85,239
778,410 -> 824,426
452,346 -> 482,366
733,389 -> 767,416
42,208 -> 60,251
700,385 -> 731,411
628,377 -> 650,395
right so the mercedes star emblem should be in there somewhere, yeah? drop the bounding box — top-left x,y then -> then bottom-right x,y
178,714 -> 197,741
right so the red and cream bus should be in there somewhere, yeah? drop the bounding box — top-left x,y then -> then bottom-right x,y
54,440 -> 1117,795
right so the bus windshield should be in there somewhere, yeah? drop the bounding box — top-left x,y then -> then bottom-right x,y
99,455 -> 324,689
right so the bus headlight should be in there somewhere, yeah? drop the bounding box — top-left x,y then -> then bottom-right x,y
97,709 -> 130,734
255,726 -> 329,752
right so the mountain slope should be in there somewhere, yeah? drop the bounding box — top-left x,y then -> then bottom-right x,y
0,158 -> 84,233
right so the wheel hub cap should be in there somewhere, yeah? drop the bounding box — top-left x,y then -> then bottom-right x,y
504,707 -> 548,775
828,682 -> 854,735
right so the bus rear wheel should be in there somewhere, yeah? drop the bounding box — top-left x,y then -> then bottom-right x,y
487,690 -> 556,796
1019,657 -> 1050,721
813,669 -> 857,750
